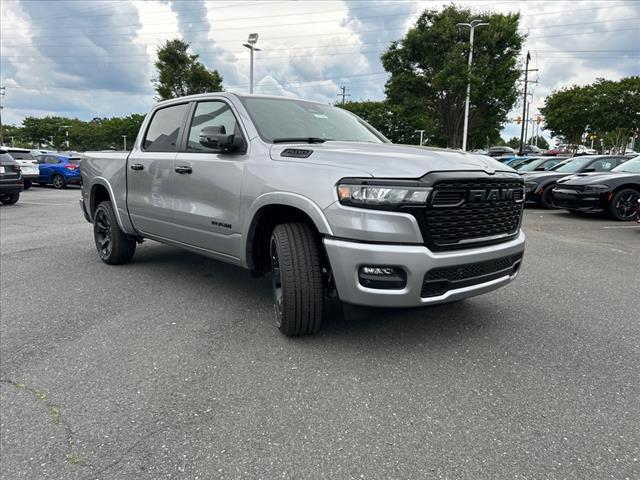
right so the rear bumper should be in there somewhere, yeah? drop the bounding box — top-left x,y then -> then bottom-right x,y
0,180 -> 24,195
324,231 -> 525,308
552,188 -> 607,212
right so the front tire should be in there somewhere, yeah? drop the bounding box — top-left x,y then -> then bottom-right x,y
93,201 -> 136,264
609,188 -> 639,221
52,174 -> 66,189
270,223 -> 324,336
1,193 -> 20,205
540,184 -> 556,209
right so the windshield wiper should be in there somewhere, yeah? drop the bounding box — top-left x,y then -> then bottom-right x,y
272,137 -> 330,144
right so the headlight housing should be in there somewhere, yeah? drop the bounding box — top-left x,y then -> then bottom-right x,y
524,182 -> 538,192
583,184 -> 610,193
337,180 -> 432,209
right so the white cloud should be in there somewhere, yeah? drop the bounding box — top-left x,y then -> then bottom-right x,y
1,0 -> 637,145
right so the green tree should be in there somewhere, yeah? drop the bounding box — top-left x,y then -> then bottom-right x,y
528,135 -> 549,149
506,137 -> 521,149
340,100 -> 418,144
381,5 -> 524,149
153,39 -> 224,100
541,76 -> 640,152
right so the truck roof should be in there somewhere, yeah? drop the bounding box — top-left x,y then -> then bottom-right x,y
154,92 -> 325,108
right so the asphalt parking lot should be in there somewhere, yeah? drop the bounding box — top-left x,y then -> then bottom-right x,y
1,187 -> 639,480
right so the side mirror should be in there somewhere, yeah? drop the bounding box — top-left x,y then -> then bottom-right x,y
534,166 -> 546,171
199,126 -> 243,152
583,167 -> 596,172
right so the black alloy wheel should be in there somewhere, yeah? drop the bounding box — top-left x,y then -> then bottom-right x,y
94,208 -> 112,260
270,236 -> 284,327
610,189 -> 639,221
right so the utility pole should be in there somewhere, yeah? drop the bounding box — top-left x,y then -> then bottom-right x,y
337,85 -> 350,104
122,135 -> 127,151
415,130 -> 426,146
0,85 -> 5,146
523,95 -> 531,147
518,52 -> 538,155
456,19 -> 489,151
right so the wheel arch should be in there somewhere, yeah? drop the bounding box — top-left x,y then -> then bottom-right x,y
243,193 -> 333,274
88,178 -> 131,233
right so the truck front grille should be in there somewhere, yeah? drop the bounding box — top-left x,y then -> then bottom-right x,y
417,179 -> 524,251
421,252 -> 523,298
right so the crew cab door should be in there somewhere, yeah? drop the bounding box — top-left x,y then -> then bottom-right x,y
171,100 -> 247,258
126,102 -> 189,238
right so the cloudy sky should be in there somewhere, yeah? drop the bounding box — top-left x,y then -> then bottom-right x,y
1,0 -> 639,143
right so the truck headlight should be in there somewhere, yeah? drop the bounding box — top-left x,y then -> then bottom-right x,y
337,180 -> 432,208
524,182 -> 537,192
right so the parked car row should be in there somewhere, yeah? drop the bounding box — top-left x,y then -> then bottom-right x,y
520,155 -> 640,221
0,147 -> 82,190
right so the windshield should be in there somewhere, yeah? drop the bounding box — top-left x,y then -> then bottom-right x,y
612,158 -> 640,173
518,158 -> 560,171
551,157 -> 595,173
67,158 -> 82,165
240,97 -> 386,144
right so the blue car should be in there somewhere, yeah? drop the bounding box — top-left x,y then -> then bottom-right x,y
35,153 -> 82,189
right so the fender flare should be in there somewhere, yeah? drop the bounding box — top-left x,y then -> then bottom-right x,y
241,192 -> 334,268
90,177 -> 129,232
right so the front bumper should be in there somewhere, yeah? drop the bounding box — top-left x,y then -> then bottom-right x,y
552,188 -> 606,212
324,231 -> 525,308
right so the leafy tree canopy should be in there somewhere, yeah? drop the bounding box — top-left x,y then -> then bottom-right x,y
153,39 -> 224,100
4,114 -> 145,151
381,5 -> 524,149
541,76 -> 639,151
340,100 -> 418,144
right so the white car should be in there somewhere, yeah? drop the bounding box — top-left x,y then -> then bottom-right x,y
2,148 -> 39,189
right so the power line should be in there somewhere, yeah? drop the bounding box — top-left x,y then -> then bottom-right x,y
1,1 -> 415,33
5,70 -> 389,93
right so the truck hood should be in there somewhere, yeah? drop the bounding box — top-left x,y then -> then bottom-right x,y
270,141 -> 512,178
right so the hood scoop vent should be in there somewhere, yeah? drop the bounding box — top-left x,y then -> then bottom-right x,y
281,148 -> 313,159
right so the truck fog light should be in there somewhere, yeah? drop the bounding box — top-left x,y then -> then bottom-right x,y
358,266 -> 407,289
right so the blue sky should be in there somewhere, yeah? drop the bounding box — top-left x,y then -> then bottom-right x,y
1,0 -> 639,145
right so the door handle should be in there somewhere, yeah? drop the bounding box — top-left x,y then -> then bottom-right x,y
130,164 -> 144,171
175,166 -> 192,174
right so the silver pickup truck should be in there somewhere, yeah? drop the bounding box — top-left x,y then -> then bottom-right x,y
81,93 -> 525,336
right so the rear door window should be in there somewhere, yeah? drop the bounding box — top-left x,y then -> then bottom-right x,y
143,103 -> 189,152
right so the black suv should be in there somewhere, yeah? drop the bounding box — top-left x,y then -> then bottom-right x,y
0,150 -> 24,205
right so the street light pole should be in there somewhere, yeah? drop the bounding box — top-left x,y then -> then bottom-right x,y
122,135 -> 127,151
415,130 -> 425,146
243,33 -> 261,94
457,20 -> 489,152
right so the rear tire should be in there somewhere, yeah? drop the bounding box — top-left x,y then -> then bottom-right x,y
608,188 -> 639,221
270,223 -> 324,336
0,193 -> 20,205
93,201 -> 136,264
52,174 -> 66,189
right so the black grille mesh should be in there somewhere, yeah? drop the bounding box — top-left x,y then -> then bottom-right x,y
421,179 -> 524,250
421,253 -> 523,297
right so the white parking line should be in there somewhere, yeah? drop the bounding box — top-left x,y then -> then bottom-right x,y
602,225 -> 640,229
